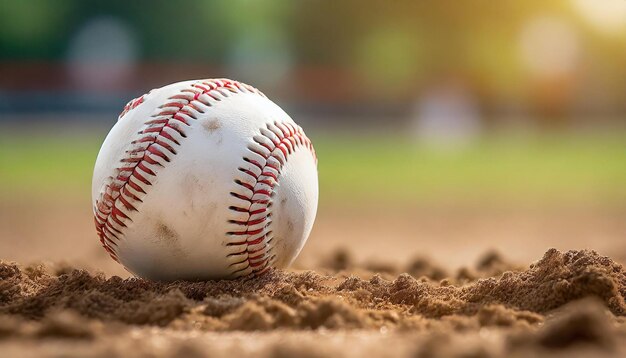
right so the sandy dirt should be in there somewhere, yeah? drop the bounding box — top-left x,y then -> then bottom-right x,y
1,249 -> 626,357
1,197 -> 626,357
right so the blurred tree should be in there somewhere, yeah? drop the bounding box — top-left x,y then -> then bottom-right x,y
0,0 -> 77,58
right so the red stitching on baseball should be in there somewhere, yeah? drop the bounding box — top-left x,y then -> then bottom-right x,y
119,95 -> 145,119
94,79 -> 265,262
226,121 -> 316,277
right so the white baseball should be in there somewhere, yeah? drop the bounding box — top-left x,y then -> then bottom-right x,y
92,79 -> 318,281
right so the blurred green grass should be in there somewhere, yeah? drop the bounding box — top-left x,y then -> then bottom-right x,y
315,132 -> 626,204
1,131 -> 625,204
0,134 -> 100,199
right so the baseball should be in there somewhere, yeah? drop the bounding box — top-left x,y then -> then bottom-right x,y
91,79 -> 318,281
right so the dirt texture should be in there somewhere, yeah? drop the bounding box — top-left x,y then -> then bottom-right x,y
1,248 -> 625,357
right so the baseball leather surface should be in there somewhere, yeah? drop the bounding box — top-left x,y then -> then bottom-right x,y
92,79 -> 318,281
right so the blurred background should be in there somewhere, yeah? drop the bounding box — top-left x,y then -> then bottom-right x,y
0,0 -> 625,276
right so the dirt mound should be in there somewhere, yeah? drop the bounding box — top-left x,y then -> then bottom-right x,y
0,249 -> 625,357
1,249 -> 624,329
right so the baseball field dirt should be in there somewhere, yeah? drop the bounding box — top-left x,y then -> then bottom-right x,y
1,196 -> 626,358
1,248 -> 626,357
